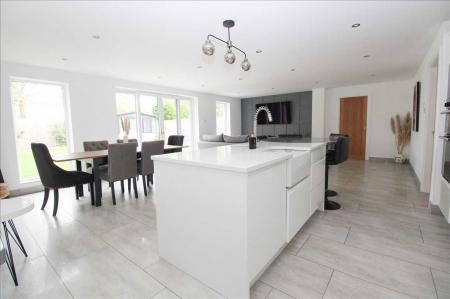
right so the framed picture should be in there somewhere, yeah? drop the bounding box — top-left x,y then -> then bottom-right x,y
412,81 -> 421,132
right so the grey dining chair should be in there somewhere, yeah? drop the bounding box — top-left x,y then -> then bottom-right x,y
117,139 -> 138,144
98,143 -> 138,204
138,140 -> 164,196
82,140 -> 109,194
116,139 -> 139,190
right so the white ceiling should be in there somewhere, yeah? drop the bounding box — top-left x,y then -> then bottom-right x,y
1,1 -> 449,98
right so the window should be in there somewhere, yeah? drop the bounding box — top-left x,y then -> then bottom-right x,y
10,78 -> 72,182
115,90 -> 194,146
216,101 -> 231,135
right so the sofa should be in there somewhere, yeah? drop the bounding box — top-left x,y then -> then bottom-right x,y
197,133 -> 248,149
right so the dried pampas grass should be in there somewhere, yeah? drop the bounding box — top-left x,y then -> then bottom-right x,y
120,117 -> 131,136
390,112 -> 411,155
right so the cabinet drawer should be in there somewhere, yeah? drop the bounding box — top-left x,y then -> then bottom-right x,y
311,179 -> 325,215
286,177 -> 311,242
311,158 -> 325,189
311,146 -> 326,164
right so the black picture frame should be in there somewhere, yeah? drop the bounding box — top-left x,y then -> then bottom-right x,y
413,81 -> 421,132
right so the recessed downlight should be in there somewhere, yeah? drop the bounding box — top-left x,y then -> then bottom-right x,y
271,87 -> 275,90
363,54 -> 371,58
196,65 -> 203,69
61,57 -> 68,61
290,68 -> 296,72
370,74 -> 376,77
256,49 -> 262,54
238,78 -> 243,80
92,35 -> 101,39
352,23 -> 360,28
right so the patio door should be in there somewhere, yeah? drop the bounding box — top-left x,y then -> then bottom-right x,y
161,98 -> 193,146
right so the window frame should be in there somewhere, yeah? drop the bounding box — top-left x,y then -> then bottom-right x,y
115,88 -> 195,146
9,76 -> 73,184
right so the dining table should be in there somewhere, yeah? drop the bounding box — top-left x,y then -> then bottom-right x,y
52,144 -> 186,207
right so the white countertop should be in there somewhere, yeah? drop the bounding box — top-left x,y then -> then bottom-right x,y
152,141 -> 326,173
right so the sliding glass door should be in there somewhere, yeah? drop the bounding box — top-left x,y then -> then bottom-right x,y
115,90 -> 194,145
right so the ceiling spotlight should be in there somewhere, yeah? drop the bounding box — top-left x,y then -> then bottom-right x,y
363,54 -> 371,58
202,20 -> 251,71
92,35 -> 101,39
238,78 -> 243,80
271,87 -> 275,90
196,65 -> 203,69
61,58 -> 68,61
256,49 -> 262,54
291,68 -> 296,71
370,74 -> 376,77
352,23 -> 360,28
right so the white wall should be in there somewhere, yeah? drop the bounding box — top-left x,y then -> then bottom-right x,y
311,88 -> 325,138
0,61 -> 240,191
325,80 -> 413,159
412,21 -> 449,195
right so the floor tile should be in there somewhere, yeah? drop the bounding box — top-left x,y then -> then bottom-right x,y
260,252 -> 333,299
152,288 -> 180,299
346,225 -> 450,273
266,288 -> 296,299
101,222 -> 159,269
145,259 -> 224,299
298,236 -> 437,299
323,271 -> 413,299
58,247 -> 164,298
250,281 -> 272,299
0,256 -> 72,299
431,269 -> 450,299
31,221 -> 109,272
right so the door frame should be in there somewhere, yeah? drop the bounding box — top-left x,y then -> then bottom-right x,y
339,96 -> 368,160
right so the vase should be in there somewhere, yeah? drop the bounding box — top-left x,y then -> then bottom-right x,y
123,135 -> 128,143
394,153 -> 406,163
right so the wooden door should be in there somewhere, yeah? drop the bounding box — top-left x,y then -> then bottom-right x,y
339,96 -> 367,160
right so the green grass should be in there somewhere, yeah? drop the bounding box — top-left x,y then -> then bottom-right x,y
19,145 -> 72,181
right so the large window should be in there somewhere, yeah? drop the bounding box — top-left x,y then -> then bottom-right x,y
11,78 -> 72,182
216,101 -> 231,135
115,90 -> 194,146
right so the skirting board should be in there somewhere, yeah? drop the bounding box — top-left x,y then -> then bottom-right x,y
430,203 -> 444,216
9,185 -> 44,197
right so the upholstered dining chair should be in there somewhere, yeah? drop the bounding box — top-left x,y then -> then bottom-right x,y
31,143 -> 94,216
167,135 -> 184,153
117,139 -> 138,144
98,143 -> 138,204
138,140 -> 164,196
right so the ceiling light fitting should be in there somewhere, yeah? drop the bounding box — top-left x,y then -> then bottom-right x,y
202,20 -> 251,71
352,23 -> 360,28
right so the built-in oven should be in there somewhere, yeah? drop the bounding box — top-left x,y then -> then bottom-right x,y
441,101 -> 450,184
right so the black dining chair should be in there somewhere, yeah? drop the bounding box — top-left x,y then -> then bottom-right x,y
138,140 -> 164,196
326,133 -> 349,197
167,135 -> 184,153
97,143 -> 138,204
31,143 -> 94,216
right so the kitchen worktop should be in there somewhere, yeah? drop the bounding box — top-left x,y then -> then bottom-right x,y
152,141 -> 326,173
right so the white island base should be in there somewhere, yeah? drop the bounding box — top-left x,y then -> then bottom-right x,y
153,143 -> 326,298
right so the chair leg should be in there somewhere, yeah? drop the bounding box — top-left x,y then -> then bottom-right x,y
111,182 -> 116,205
75,186 -> 79,200
133,177 -> 138,199
89,182 -> 95,205
142,175 -> 147,197
42,187 -> 50,210
120,180 -> 124,193
127,179 -> 131,193
147,174 -> 150,187
53,188 -> 59,216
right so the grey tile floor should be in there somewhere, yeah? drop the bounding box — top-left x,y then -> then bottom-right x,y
1,160 -> 449,299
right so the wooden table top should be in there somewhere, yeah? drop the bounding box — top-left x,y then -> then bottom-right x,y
52,145 -> 186,162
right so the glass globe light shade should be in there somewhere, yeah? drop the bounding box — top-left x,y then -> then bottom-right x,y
202,39 -> 215,56
241,58 -> 251,71
224,49 -> 236,64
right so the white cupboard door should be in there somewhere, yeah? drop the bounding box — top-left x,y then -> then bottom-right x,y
286,177 -> 311,242
311,158 -> 325,189
311,179 -> 325,214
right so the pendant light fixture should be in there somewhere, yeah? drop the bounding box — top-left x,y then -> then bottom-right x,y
202,20 -> 251,71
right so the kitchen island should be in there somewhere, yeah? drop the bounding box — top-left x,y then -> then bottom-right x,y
153,141 -> 326,298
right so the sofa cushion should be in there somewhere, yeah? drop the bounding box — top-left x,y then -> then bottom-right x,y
202,133 -> 224,142
223,135 -> 248,143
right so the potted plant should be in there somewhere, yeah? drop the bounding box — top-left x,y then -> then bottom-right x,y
390,112 -> 412,163
120,117 -> 131,143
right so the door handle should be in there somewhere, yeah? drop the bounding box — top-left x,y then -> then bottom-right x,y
439,136 -> 450,141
